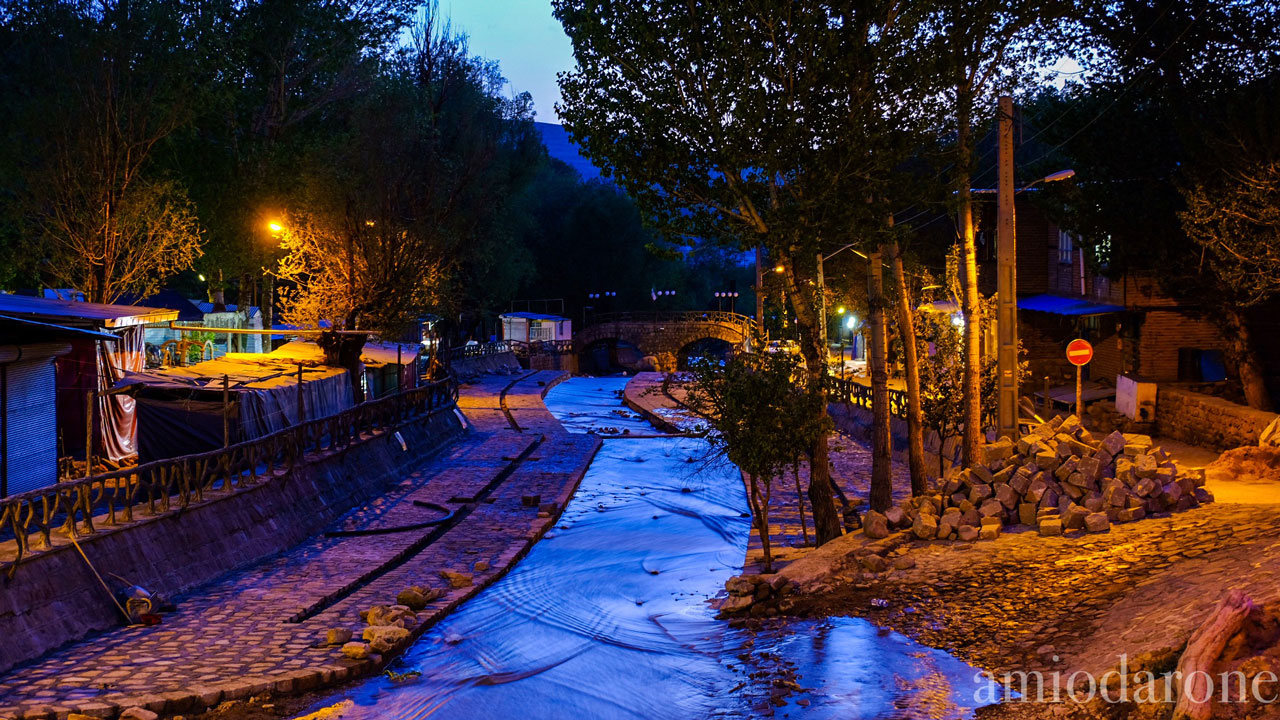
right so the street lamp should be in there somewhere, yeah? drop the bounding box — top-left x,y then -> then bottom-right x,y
715,291 -> 739,312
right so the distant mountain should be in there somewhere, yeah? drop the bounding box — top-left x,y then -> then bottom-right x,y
536,122 -> 603,182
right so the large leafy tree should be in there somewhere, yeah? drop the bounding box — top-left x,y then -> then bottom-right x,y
1030,0 -> 1280,409
274,13 -> 542,340
1,0 -> 208,303
921,0 -> 1078,465
555,0 -> 934,538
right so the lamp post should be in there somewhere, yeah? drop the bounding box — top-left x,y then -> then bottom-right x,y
715,291 -> 739,312
263,220 -> 285,353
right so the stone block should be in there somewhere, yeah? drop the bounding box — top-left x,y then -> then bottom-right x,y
341,642 -> 371,660
958,525 -> 980,541
979,525 -> 1000,541
1063,505 -> 1089,530
1085,512 -> 1110,532
1118,506 -> 1146,523
996,483 -> 1019,509
911,514 -> 938,540
980,516 -> 1002,529
1038,517 -> 1063,536
1018,502 -> 1038,527
979,499 -> 1004,518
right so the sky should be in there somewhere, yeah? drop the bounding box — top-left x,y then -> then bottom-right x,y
442,0 -> 575,124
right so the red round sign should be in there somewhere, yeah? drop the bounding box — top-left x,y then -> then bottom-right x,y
1066,338 -> 1093,366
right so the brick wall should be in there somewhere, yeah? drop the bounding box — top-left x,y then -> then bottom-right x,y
1155,386 -> 1277,451
0,408 -> 465,673
1137,311 -> 1228,382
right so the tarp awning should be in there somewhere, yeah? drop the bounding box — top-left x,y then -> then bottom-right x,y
1019,294 -> 1125,316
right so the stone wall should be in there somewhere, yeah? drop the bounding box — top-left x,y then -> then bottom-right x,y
828,403 -> 961,482
530,353 -> 578,374
1155,386 -> 1278,451
451,350 -> 520,378
0,408 -> 465,673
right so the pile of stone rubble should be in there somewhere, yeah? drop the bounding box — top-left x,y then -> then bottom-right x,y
864,414 -> 1213,541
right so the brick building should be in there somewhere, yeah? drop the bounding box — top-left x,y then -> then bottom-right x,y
975,196 -> 1231,388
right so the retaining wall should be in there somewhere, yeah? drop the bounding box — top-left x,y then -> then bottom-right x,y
1155,386 -> 1277,451
827,403 -> 961,482
451,351 -> 521,378
0,408 -> 465,673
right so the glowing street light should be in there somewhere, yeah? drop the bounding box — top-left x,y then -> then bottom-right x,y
268,221 -> 284,234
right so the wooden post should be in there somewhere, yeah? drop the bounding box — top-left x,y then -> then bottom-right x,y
222,374 -> 230,448
1043,375 -> 1051,415
84,390 -> 93,475
396,346 -> 402,393
296,363 -> 304,424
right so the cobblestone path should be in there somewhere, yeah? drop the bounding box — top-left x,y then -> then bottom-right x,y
0,370 -> 597,720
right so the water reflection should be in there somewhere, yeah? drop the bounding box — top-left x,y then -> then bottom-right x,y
299,377 -> 989,719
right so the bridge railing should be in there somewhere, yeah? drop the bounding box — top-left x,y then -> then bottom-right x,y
508,339 -> 576,357
827,375 -> 908,418
585,311 -> 757,335
445,341 -> 510,361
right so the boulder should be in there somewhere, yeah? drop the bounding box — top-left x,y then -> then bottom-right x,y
892,555 -> 917,570
863,510 -> 890,539
440,570 -> 474,588
365,604 -> 417,628
363,625 -> 412,653
341,642 -> 372,660
958,525 -> 980,541
325,628 -> 353,646
979,498 -> 1004,518
861,554 -> 888,572
884,506 -> 907,528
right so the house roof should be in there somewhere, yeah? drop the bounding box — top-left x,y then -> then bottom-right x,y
0,315 -> 119,342
1019,294 -> 1125,316
0,293 -> 179,328
500,312 -> 569,322
196,301 -> 260,318
116,289 -> 206,322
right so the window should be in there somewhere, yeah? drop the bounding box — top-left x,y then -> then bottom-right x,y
1058,230 -> 1075,264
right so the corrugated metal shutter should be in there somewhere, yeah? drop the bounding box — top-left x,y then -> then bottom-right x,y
5,358 -> 58,496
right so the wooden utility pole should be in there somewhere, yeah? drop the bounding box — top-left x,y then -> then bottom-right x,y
996,95 -> 1019,440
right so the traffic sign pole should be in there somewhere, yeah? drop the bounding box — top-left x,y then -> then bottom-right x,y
1065,338 -> 1094,419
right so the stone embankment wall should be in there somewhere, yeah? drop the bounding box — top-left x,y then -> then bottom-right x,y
1156,386 -> 1278,452
0,409 -> 465,673
828,403 -> 960,481
451,350 -> 521,378
530,353 -> 578,373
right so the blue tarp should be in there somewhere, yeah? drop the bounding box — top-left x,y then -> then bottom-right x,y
1019,294 -> 1125,316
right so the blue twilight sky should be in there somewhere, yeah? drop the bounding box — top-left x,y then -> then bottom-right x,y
442,0 -> 575,124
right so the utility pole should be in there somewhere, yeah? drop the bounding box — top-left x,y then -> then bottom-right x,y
996,95 -> 1019,440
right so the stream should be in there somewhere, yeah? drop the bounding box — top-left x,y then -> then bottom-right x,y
297,376 -> 991,719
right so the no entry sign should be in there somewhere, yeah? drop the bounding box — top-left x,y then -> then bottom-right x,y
1066,338 -> 1093,366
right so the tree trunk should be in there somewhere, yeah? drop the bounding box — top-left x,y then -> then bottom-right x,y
776,249 -> 842,545
888,238 -> 927,495
956,113 -> 984,467
794,460 -> 809,546
747,473 -> 773,574
1173,589 -> 1253,720
1223,308 -> 1273,411
868,246 -> 893,512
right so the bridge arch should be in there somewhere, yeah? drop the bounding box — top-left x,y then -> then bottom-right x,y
575,311 -> 756,372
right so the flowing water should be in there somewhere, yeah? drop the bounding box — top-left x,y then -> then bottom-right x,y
300,377 -> 991,719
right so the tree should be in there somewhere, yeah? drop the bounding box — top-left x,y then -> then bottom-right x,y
1028,0 -> 1280,409
2,0 -> 206,303
555,0 -> 934,544
274,12 -> 542,343
1180,159 -> 1280,411
685,350 -> 830,572
922,0 -> 1077,466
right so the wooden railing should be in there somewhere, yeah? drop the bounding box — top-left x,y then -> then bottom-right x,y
0,378 -> 458,575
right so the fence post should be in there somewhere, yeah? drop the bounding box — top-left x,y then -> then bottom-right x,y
223,374 -> 230,448
84,390 -> 93,476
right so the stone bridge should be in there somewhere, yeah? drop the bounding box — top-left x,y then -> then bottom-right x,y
576,311 -> 756,371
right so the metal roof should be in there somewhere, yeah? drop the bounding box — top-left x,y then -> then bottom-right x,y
0,293 -> 179,328
1019,294 -> 1126,316
500,312 -> 570,322
0,315 -> 119,341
